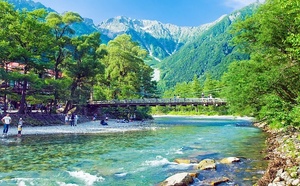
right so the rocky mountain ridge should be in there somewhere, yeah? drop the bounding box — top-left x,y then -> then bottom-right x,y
98,15 -> 226,41
97,15 -> 226,60
5,0 -> 260,88
6,0 -> 227,63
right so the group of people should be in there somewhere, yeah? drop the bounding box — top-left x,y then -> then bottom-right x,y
2,112 -> 110,137
1,113 -> 23,137
65,113 -> 78,126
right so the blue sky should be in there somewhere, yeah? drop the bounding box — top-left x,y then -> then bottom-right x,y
33,0 -> 263,26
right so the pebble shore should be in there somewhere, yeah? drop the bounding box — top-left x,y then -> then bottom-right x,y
3,119 -> 153,137
254,123 -> 300,186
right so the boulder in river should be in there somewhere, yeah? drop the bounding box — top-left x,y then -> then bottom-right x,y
202,177 -> 230,186
220,157 -> 240,164
174,158 -> 191,164
160,172 -> 198,186
196,159 -> 216,170
174,158 -> 198,164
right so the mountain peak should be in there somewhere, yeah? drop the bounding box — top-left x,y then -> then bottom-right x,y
114,16 -> 131,23
97,15 -> 219,40
97,15 -> 224,60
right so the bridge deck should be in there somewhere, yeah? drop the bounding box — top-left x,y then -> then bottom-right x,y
89,98 -> 226,107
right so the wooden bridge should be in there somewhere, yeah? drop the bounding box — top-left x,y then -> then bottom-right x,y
88,98 -> 226,108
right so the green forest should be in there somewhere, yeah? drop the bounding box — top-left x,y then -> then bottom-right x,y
223,0 -> 300,128
157,4 -> 257,90
156,0 -> 300,128
0,1 -> 156,116
1,0 -> 300,128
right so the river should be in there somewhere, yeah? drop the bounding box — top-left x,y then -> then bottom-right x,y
0,116 -> 267,185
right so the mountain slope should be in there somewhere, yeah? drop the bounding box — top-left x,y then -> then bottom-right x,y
5,0 -> 98,36
6,0 -> 54,12
158,4 -> 259,89
97,16 -> 223,61
5,0 -> 260,91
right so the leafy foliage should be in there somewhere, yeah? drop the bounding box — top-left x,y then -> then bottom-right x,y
158,4 -> 258,90
157,75 -> 226,115
66,32 -> 104,106
222,0 -> 300,127
0,1 -> 156,118
0,6 -> 54,113
95,34 -> 156,100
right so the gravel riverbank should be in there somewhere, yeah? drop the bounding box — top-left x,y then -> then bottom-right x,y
2,119 -> 154,137
254,123 -> 300,186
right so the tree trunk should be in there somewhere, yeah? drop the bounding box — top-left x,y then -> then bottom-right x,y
63,81 -> 78,114
3,62 -> 9,114
63,100 -> 71,114
18,80 -> 28,114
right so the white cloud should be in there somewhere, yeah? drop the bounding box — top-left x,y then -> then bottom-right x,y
224,0 -> 265,10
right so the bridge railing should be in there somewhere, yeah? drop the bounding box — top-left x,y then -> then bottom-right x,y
90,98 -> 226,105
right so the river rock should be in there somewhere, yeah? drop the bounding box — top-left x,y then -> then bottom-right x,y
220,157 -> 240,164
174,158 -> 191,164
268,182 -> 286,186
276,169 -> 284,177
211,177 -> 230,186
196,159 -> 216,170
160,172 -> 197,186
280,171 -> 291,181
292,178 -> 300,186
273,177 -> 281,183
201,177 -> 230,186
174,158 -> 198,164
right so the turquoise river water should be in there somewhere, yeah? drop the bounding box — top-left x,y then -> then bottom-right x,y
0,116 -> 267,186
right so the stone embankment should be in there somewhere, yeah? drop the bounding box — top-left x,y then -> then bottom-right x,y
254,123 -> 300,186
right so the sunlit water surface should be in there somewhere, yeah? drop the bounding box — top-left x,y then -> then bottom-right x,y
0,116 -> 267,186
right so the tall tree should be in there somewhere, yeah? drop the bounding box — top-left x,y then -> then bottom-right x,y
64,32 -> 104,112
203,73 -> 220,98
163,82 -> 192,98
223,0 -> 300,125
100,34 -> 155,100
191,75 -> 202,98
46,11 -> 83,80
46,12 -> 83,112
0,1 -> 17,113
7,9 -> 53,114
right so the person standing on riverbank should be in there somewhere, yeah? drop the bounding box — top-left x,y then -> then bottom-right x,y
65,114 -> 69,125
70,114 -> 75,126
74,114 -> 78,126
1,113 -> 12,137
17,118 -> 23,137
